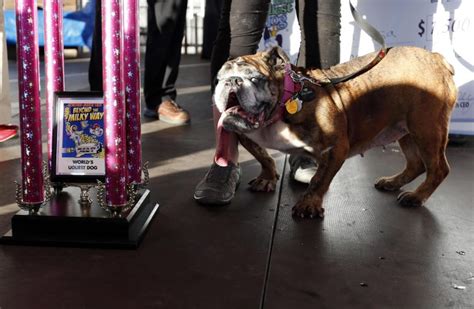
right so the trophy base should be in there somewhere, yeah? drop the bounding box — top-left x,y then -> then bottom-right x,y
0,188 -> 159,249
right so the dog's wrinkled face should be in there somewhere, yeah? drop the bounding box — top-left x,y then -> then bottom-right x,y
214,46 -> 290,133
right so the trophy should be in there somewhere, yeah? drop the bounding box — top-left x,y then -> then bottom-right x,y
1,0 -> 159,248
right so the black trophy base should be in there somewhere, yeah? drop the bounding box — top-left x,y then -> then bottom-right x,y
0,188 -> 159,249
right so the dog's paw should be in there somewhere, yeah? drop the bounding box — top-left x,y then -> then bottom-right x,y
375,177 -> 402,192
397,191 -> 424,207
249,175 -> 279,192
291,197 -> 324,219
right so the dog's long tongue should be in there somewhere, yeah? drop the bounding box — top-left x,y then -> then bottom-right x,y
215,112 -> 231,165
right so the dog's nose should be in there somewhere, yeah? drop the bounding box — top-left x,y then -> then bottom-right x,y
225,76 -> 243,87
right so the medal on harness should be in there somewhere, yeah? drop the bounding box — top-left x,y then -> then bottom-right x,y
285,97 -> 303,114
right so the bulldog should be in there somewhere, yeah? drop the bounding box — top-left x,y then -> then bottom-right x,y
214,46 -> 457,218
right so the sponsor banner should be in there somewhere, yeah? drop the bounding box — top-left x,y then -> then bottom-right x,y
340,0 -> 474,135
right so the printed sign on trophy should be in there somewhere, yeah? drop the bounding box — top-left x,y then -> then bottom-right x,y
51,92 -> 106,183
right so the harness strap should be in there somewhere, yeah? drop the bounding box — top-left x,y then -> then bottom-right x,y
281,70 -> 302,104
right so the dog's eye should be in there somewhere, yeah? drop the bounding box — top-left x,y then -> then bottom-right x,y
250,77 -> 259,84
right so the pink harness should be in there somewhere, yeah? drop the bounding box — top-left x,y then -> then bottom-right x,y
262,64 -> 308,127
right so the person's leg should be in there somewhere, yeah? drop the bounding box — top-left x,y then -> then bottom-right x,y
300,0 -> 341,69
210,0 -> 270,83
144,0 -> 190,124
208,0 -> 234,164
194,0 -> 270,205
210,0 -> 270,166
202,0 -> 223,59
88,0 -> 103,91
291,0 -> 341,183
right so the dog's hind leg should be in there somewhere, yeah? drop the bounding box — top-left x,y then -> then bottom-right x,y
238,134 -> 280,192
397,122 -> 450,207
375,134 -> 426,191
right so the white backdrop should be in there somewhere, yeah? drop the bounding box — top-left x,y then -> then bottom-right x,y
341,0 -> 474,135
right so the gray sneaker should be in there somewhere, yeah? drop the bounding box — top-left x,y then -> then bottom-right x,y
194,162 -> 241,205
289,155 -> 318,184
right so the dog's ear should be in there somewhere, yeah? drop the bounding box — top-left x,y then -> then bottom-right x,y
263,46 -> 290,70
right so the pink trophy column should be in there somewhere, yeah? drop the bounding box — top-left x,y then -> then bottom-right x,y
102,0 -> 128,206
123,0 -> 142,184
15,0 -> 44,204
43,0 -> 65,170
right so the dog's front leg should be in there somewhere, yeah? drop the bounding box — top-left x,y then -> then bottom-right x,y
292,142 -> 349,219
238,134 -> 280,192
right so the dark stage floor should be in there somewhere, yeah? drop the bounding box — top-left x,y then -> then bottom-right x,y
0,55 -> 473,308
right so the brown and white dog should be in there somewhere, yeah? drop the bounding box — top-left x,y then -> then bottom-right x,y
214,46 -> 457,218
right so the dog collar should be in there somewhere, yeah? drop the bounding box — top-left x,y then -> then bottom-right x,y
261,66 -> 318,127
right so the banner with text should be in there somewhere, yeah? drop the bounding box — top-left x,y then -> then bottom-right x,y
340,0 -> 474,135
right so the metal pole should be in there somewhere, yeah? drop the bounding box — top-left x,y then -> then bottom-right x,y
123,0 -> 142,184
14,0 -> 44,204
44,0 -> 65,171
193,13 -> 198,54
102,0 -> 128,207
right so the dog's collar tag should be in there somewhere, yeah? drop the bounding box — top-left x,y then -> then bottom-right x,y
285,97 -> 302,114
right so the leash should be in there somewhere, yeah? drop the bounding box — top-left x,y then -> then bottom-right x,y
328,0 -> 387,84
281,0 -> 388,115
287,0 -> 387,88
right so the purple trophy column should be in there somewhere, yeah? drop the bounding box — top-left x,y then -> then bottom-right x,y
123,0 -> 142,184
15,0 -> 44,204
43,0 -> 65,169
102,0 -> 128,206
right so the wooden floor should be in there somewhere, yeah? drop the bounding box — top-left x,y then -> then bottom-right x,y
0,55 -> 473,308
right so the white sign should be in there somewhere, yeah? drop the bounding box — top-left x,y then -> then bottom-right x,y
340,0 -> 474,135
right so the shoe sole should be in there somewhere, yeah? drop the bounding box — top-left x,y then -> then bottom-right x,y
193,194 -> 233,206
193,179 -> 240,206
159,115 -> 191,125
0,133 -> 18,143
290,167 -> 317,184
